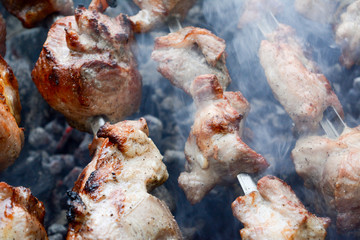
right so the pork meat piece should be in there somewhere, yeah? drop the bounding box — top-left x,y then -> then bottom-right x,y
238,0 -> 283,28
152,27 -> 231,96
32,7 -> 142,132
0,0 -> 73,28
335,0 -> 360,68
232,176 -> 330,240
0,56 -> 24,171
0,14 -> 5,57
0,182 -> 48,239
259,24 -> 343,133
129,0 -> 196,32
292,126 -> 360,231
66,118 -> 182,239
178,75 -> 268,204
294,0 -> 338,24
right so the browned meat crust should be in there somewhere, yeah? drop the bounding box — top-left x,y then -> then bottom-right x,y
178,75 -> 268,204
292,126 -> 360,231
32,7 -> 142,132
0,0 -> 73,28
67,118 -> 182,239
129,0 -> 196,32
232,176 -> 330,240
152,27 -> 231,96
0,56 -> 24,170
0,182 -> 48,239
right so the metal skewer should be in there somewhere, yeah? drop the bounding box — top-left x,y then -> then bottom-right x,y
90,116 -> 106,136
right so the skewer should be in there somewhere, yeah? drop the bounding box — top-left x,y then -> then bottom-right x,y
90,116 -> 106,136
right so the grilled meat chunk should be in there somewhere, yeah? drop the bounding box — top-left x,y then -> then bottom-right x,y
0,0 -> 73,28
129,0 -> 196,32
178,75 -> 268,204
152,27 -> 231,96
335,0 -> 360,68
0,56 -> 24,171
292,126 -> 360,231
232,176 -> 330,240
32,7 -> 142,132
0,182 -> 48,240
259,24 -> 343,133
67,118 -> 182,240
0,14 -> 5,57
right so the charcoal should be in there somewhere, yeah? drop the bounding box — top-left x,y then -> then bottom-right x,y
63,167 -> 83,190
48,223 -> 67,236
74,134 -> 92,166
28,127 -> 57,152
48,233 -> 63,240
144,114 -> 163,145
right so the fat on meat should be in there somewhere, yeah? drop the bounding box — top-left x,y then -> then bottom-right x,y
335,0 -> 360,68
0,56 -> 24,171
66,118 -> 182,239
0,182 -> 48,239
0,0 -> 73,28
259,24 -> 343,133
178,74 -> 268,204
32,7 -> 142,132
129,0 -> 197,32
292,126 -> 360,231
232,176 -> 330,240
0,14 -> 5,57
152,27 -> 231,96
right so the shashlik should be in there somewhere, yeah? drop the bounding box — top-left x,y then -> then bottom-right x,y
178,74 -> 268,204
0,56 -> 24,171
232,175 -> 330,240
32,6 -> 142,132
335,0 -> 360,68
129,0 -> 197,33
152,26 -> 231,96
0,13 -> 5,57
292,125 -> 360,231
66,118 -> 182,239
258,24 -> 343,133
0,182 -> 48,239
0,0 -> 74,28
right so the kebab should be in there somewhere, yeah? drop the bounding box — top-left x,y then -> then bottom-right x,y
0,0 -> 74,28
232,175 -> 330,239
66,118 -> 182,239
0,182 -> 48,239
152,23 -> 268,204
31,1 -> 142,133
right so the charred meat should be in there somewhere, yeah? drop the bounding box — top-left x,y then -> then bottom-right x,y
129,0 -> 196,32
0,0 -> 73,28
0,56 -> 24,171
32,7 -> 142,132
152,27 -> 231,96
232,176 -> 330,240
0,182 -> 48,239
178,75 -> 268,204
67,118 -> 182,239
259,24 -> 343,133
292,126 -> 360,231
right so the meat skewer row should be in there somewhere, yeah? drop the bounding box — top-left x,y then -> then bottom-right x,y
232,175 -> 330,240
0,182 -> 48,239
0,0 -> 74,28
66,118 -> 182,239
32,1 -> 142,133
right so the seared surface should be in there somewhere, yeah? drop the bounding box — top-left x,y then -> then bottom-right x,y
0,182 -> 48,240
335,0 -> 360,68
0,56 -> 24,171
0,0 -> 73,28
152,27 -> 231,96
129,0 -> 196,32
178,75 -> 268,204
32,7 -> 142,132
259,24 -> 343,133
292,126 -> 360,231
232,176 -> 330,240
0,14 -> 5,57
67,118 -> 182,239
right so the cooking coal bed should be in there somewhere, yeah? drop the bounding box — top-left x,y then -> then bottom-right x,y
0,0 -> 359,239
